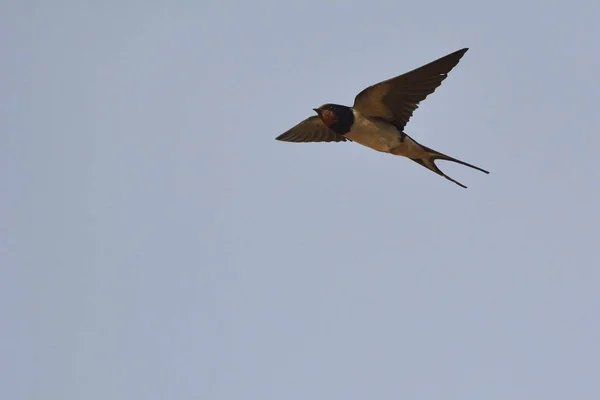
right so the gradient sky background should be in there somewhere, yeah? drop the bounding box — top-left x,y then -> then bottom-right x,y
2,1 -> 600,399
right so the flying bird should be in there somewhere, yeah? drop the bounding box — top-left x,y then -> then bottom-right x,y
275,48 -> 489,188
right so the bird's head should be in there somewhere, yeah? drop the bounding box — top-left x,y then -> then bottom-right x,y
313,103 -> 347,127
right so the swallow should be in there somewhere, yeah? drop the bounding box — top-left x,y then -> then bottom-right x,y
275,48 -> 489,188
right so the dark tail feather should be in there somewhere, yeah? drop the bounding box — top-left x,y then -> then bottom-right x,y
411,144 -> 489,189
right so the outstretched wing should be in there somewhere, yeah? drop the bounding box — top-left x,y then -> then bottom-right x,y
353,48 -> 469,131
275,115 -> 348,143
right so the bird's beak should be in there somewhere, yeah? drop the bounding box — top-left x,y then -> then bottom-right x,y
313,108 -> 320,114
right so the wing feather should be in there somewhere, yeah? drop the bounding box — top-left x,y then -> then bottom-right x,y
353,48 -> 469,131
275,115 -> 348,143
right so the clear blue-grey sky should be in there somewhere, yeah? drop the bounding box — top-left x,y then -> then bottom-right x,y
2,1 -> 599,399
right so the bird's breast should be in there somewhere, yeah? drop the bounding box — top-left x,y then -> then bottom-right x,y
344,111 -> 402,153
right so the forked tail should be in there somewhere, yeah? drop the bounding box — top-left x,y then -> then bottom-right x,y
410,143 -> 489,188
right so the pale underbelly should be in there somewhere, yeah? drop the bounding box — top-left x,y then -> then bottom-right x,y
345,128 -> 425,158
344,127 -> 402,153
388,136 -> 427,158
